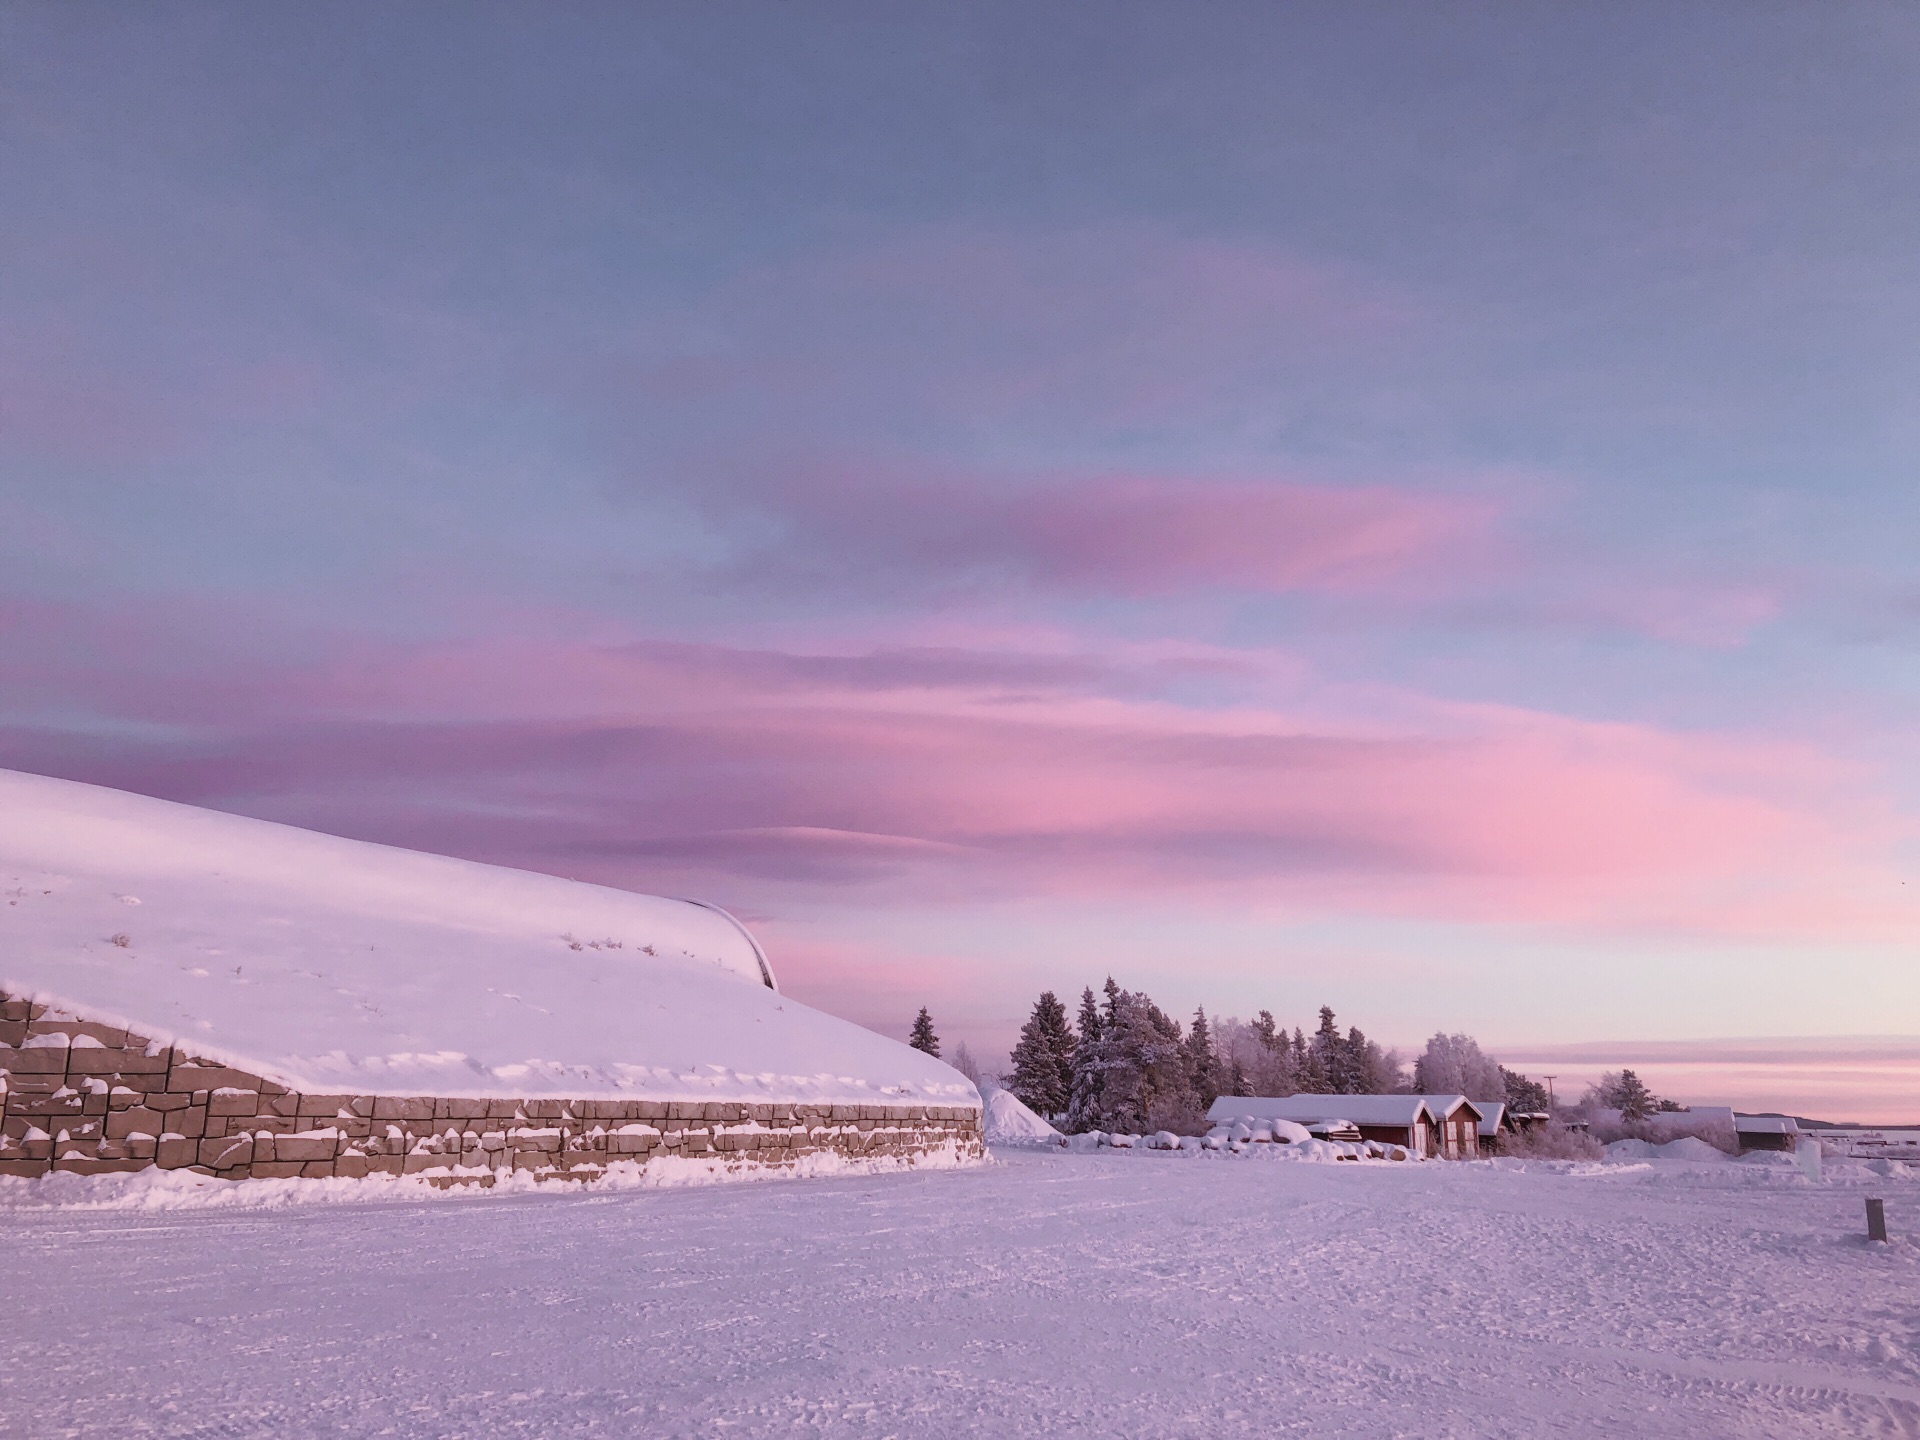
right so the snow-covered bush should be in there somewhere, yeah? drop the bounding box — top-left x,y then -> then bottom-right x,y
1584,1109 -> 1736,1155
1499,1124 -> 1605,1161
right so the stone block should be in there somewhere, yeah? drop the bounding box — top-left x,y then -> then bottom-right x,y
31,1019 -> 131,1047
275,1132 -> 339,1163
208,1089 -> 261,1116
0,1045 -> 71,1074
633,1100 -> 669,1120
520,1099 -> 565,1120
53,1155 -> 149,1175
334,1154 -> 372,1179
248,1161 -> 305,1179
667,1100 -> 702,1122
371,1096 -> 435,1121
0,1020 -> 26,1046
300,1161 -> 336,1179
146,1092 -> 192,1111
199,1135 -> 254,1170
126,1134 -> 156,1159
155,1136 -> 198,1168
486,1099 -> 519,1120
170,1064 -> 261,1091
104,1107 -> 167,1139
0,1158 -> 51,1178
67,1047 -> 168,1076
0,998 -> 33,1022
8,1092 -> 88,1118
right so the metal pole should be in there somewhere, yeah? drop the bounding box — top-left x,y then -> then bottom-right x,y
1867,1197 -> 1888,1243
1543,1076 -> 1557,1112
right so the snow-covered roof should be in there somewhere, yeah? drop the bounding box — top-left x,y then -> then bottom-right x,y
0,768 -> 978,1108
1733,1114 -> 1800,1135
1647,1106 -> 1734,1131
1208,1094 -> 1437,1127
1473,1101 -> 1506,1136
1417,1094 -> 1485,1122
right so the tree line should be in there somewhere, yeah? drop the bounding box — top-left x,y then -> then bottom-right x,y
911,982 -> 1553,1135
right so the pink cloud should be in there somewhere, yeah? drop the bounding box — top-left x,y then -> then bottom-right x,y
5,604 -> 1906,943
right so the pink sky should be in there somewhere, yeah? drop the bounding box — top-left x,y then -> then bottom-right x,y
7,7 -> 1920,1117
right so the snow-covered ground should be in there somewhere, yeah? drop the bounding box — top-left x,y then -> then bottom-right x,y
5,1147 -> 1917,1438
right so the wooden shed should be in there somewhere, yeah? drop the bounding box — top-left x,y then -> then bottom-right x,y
1417,1095 -> 1485,1159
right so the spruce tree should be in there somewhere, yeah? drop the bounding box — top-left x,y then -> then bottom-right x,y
1252,1009 -> 1279,1052
1501,1066 -> 1549,1113
1064,987 -> 1106,1133
1313,1006 -> 1353,1092
1294,1027 -> 1325,1092
1007,991 -> 1075,1118
1611,1068 -> 1657,1121
908,1007 -> 940,1058
1185,1006 -> 1222,1110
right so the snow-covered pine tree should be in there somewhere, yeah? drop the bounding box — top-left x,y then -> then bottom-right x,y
1345,1025 -> 1397,1094
1185,1006 -> 1222,1110
1609,1068 -> 1658,1121
1252,1009 -> 1279,1052
908,1007 -> 940,1057
1313,1006 -> 1359,1093
1501,1066 -> 1549,1112
1294,1027 -> 1325,1092
1063,987 -> 1106,1133
1007,990 -> 1074,1118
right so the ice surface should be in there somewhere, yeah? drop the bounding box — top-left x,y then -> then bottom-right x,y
3,1148 -> 1914,1437
0,769 -> 978,1107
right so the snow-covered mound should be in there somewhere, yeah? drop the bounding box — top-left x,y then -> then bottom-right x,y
981,1086 -> 1062,1145
1605,1136 -> 1731,1162
0,769 -> 978,1108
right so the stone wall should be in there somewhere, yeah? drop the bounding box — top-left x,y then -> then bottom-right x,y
0,992 -> 982,1185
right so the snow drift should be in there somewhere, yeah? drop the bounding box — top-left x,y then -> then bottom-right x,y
981,1086 -> 1063,1145
0,769 -> 978,1109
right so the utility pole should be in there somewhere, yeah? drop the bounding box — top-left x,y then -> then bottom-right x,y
1543,1075 -> 1557,1113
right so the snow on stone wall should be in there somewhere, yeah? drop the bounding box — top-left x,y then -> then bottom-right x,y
0,993 -> 983,1184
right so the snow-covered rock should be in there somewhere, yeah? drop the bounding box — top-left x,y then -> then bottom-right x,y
0,769 -> 978,1109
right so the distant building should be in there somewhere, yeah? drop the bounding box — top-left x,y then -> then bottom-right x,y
1472,1100 -> 1508,1150
1732,1114 -> 1801,1153
1417,1095 -> 1485,1159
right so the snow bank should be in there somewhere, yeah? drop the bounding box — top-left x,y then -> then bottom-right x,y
1606,1137 -> 1732,1163
0,770 -> 978,1108
0,1139 -> 983,1211
981,1086 -> 1063,1146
